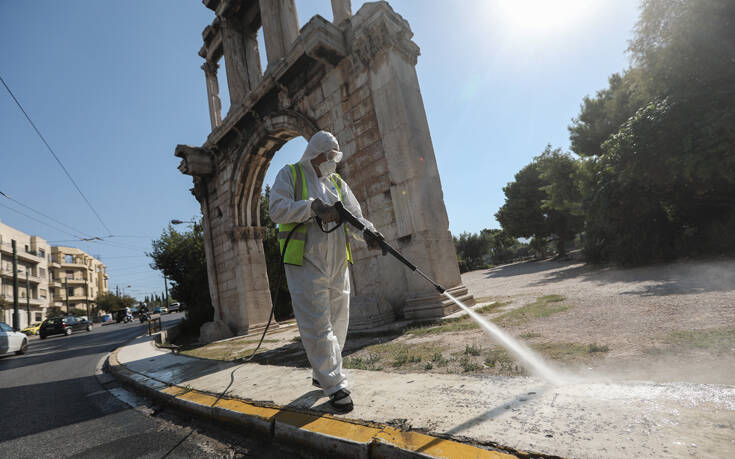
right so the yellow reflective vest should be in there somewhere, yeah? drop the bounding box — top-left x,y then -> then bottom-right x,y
278,163 -> 353,266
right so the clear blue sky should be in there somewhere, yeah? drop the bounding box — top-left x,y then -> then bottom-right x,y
0,0 -> 639,300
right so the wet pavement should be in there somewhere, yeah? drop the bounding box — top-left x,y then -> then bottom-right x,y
117,334 -> 735,458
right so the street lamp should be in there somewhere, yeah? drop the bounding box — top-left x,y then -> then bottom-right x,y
171,219 -> 198,225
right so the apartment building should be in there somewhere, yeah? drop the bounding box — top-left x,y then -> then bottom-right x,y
49,246 -> 109,314
0,221 -> 51,329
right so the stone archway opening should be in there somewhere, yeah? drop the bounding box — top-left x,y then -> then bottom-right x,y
249,135 -> 308,323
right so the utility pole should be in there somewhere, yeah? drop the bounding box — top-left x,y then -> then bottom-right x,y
164,275 -> 169,306
86,281 -> 90,320
11,240 -> 20,331
26,269 -> 31,327
65,277 -> 70,314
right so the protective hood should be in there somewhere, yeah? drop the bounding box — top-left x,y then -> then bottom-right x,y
299,131 -> 343,164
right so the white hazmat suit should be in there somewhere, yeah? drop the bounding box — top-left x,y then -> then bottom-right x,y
268,131 -> 375,397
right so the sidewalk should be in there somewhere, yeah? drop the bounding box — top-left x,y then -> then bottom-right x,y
109,332 -> 735,459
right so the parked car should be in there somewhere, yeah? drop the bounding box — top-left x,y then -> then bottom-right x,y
0,322 -> 28,355
21,322 -> 42,336
100,314 -> 112,322
39,316 -> 93,339
153,306 -> 168,314
168,303 -> 180,313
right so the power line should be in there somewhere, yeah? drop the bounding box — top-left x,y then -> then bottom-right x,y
0,201 -> 81,239
0,190 -> 96,238
0,74 -> 112,235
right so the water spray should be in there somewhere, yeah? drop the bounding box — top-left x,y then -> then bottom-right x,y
333,201 -> 564,385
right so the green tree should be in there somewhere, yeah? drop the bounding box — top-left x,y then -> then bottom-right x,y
496,146 -> 584,257
453,232 -> 491,273
576,0 -> 735,264
569,70 -> 647,157
95,292 -> 135,313
149,223 -> 213,335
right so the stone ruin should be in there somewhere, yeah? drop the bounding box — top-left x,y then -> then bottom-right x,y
176,0 -> 474,341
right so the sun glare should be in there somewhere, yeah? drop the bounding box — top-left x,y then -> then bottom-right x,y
491,0 -> 597,36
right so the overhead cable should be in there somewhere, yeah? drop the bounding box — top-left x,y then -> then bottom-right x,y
0,75 -> 112,235
0,190 -> 96,238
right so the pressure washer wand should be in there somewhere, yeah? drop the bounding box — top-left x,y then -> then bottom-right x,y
333,201 -> 446,294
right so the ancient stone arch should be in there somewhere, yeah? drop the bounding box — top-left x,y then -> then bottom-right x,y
176,0 -> 474,341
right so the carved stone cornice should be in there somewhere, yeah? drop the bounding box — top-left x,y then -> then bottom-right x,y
351,3 -> 420,66
175,144 -> 214,176
201,61 -> 219,75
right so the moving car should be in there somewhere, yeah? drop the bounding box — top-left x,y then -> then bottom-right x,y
168,303 -> 180,313
21,322 -> 42,336
100,314 -> 112,322
39,316 -> 93,339
0,322 -> 28,355
153,306 -> 168,314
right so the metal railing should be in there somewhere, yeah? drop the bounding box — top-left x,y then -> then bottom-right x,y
147,317 -> 162,335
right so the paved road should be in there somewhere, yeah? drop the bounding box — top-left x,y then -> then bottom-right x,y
0,314 -> 299,458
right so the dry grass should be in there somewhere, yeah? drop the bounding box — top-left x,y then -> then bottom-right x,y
494,295 -> 569,326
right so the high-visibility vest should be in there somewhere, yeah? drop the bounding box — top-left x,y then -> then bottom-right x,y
278,163 -> 353,266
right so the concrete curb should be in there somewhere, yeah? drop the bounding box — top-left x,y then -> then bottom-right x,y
107,347 -> 525,459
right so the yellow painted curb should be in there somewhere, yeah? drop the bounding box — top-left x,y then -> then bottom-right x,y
162,384 -> 516,458
108,346 -> 524,458
375,426 -> 515,458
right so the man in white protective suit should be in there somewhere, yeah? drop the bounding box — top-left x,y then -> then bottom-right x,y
268,131 -> 381,413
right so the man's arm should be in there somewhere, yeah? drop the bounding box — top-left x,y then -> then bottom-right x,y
269,166 -> 315,224
339,179 -> 377,236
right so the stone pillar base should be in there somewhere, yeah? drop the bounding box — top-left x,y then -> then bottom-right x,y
403,285 -> 474,320
348,295 -> 396,331
199,320 -> 234,343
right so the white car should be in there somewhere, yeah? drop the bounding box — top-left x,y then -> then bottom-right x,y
0,322 -> 29,355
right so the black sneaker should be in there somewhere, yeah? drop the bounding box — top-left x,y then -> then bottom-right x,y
329,389 -> 353,413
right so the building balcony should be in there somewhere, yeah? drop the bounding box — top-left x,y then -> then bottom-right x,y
49,261 -> 61,268
12,297 -> 45,306
49,280 -> 61,288
62,278 -> 87,285
60,261 -> 88,268
0,246 -> 43,264
0,269 -> 42,284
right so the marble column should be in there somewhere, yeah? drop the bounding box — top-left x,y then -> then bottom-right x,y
330,0 -> 351,25
258,0 -> 299,64
201,62 -> 222,130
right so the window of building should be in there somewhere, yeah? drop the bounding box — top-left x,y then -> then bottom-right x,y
39,267 -> 46,277
65,270 -> 74,279
68,287 -> 75,297
65,254 -> 73,263
38,248 -> 45,258
40,289 -> 47,299
34,312 -> 42,322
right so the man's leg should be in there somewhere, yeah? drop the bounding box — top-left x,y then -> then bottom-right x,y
286,262 -> 347,396
330,266 -> 350,351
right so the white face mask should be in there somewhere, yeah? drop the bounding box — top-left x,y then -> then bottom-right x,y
318,159 -> 337,176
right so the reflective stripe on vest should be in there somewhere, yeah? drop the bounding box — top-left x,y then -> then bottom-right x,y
278,164 -> 308,266
329,173 -> 353,264
277,165 -> 353,265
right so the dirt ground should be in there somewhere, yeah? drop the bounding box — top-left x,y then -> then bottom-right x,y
185,257 -> 735,385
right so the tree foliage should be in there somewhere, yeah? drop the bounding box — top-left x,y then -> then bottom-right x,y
497,0 -> 734,265
453,229 -> 530,273
95,292 -> 135,313
149,223 -> 213,334
496,146 -> 584,257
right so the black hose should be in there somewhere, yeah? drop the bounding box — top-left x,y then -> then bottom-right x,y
211,219 -> 307,406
